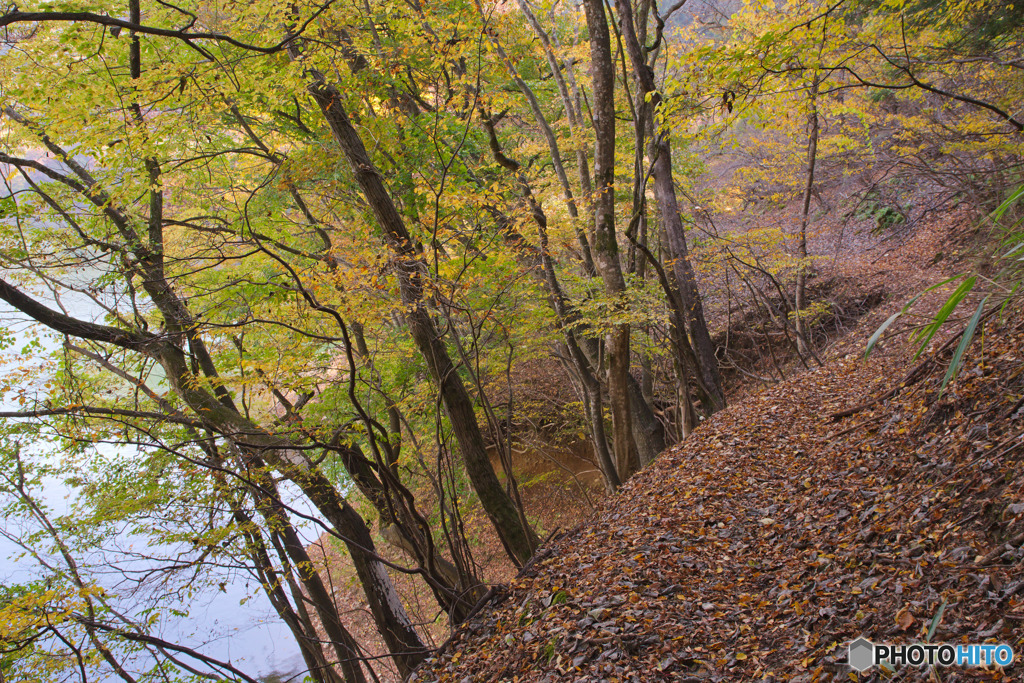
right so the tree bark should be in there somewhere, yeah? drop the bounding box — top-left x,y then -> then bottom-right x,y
304,77 -> 538,566
243,466 -> 371,683
0,275 -> 429,677
232,505 -> 352,683
475,0 -> 596,275
334,440 -> 482,622
226,110 -> 481,621
613,0 -> 726,411
512,0 -> 596,250
795,75 -> 820,357
582,0 -> 637,481
478,112 -> 624,490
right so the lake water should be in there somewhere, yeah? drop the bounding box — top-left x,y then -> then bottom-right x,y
0,154 -> 315,682
0,301 -> 308,681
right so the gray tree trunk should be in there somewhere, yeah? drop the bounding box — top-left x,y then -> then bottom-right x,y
796,76 -> 820,357
582,0 -> 638,481
613,0 -> 726,412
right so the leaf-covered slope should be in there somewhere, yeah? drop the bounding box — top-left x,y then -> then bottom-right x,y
414,303 -> 1024,681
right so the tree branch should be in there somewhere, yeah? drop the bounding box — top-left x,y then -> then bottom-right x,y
0,405 -> 202,427
0,278 -> 158,353
70,616 -> 262,683
0,4 -> 339,58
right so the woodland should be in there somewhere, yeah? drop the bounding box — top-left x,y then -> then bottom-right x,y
0,0 -> 1022,681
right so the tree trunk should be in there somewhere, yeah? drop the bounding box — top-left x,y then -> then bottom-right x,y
0,275 -> 431,677
233,505 -> 352,683
513,0 -> 594,205
305,78 -> 538,566
614,0 -> 726,412
582,0 -> 637,481
335,441 -> 482,622
154,344 -> 430,678
479,114 -> 625,490
475,0 -> 596,275
627,373 -> 664,467
796,76 -> 820,357
247,468 -> 371,683
1,88 -> 431,677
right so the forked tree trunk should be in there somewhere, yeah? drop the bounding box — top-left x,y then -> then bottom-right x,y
335,441 -> 482,622
3,40 -> 429,677
248,469 -> 371,683
614,0 -> 726,412
0,275 -> 430,678
513,0 -> 592,197
479,112 -> 635,491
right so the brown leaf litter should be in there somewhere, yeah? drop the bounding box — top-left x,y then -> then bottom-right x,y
412,293 -> 1024,681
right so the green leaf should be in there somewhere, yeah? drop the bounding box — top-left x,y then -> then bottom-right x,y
912,276 -> 976,359
991,185 -> 1024,222
865,310 -> 903,358
0,196 -> 16,219
940,296 -> 988,394
926,599 -> 947,642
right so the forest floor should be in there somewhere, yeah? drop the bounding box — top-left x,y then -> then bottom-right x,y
405,214 -> 1024,682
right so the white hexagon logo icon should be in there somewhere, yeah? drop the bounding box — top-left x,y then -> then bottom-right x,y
848,637 -> 874,672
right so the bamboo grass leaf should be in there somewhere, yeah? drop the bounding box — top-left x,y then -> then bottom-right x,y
940,296 -> 988,394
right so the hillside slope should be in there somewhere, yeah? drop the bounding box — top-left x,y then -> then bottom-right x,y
413,247 -> 1024,681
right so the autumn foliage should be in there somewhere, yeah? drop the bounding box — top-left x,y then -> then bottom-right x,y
0,0 -> 1022,680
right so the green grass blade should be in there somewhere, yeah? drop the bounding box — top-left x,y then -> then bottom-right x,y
991,185 -> 1024,222
998,283 -> 1021,318
900,291 -> 924,313
926,599 -> 947,643
913,276 -> 976,359
865,310 -> 903,358
940,296 -> 988,393
919,275 -> 964,296
1002,239 -> 1024,260
909,278 -> 964,345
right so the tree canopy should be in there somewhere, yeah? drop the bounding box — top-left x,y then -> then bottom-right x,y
1,0 -> 1020,679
